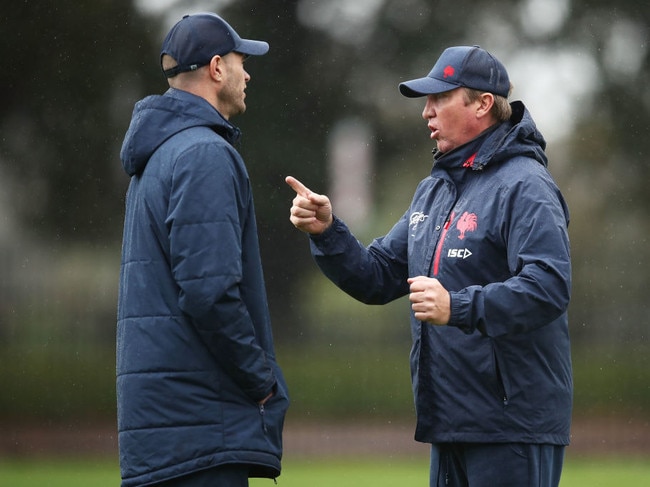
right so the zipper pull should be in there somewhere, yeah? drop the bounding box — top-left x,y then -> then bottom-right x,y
259,403 -> 268,433
444,210 -> 455,230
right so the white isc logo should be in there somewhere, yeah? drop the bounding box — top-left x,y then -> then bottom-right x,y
447,248 -> 473,259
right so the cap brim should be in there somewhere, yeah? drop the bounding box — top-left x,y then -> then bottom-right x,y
399,76 -> 460,98
235,38 -> 269,56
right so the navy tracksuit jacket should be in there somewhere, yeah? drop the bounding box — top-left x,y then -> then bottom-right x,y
310,101 -> 572,446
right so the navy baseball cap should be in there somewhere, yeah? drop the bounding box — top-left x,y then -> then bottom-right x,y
399,46 -> 510,98
161,13 -> 269,78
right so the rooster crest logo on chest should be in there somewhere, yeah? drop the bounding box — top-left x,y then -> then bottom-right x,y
456,211 -> 477,240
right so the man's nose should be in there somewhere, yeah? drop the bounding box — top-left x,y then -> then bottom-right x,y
422,103 -> 433,120
422,97 -> 435,120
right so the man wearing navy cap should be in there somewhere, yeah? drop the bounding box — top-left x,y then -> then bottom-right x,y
287,45 -> 572,486
118,13 -> 289,487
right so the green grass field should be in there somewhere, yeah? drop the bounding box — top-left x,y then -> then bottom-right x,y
1,457 -> 648,487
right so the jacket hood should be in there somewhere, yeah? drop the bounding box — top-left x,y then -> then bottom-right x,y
479,100 -> 548,169
120,88 -> 241,176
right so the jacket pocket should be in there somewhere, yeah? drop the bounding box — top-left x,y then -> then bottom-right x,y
492,344 -> 510,406
256,386 -> 289,453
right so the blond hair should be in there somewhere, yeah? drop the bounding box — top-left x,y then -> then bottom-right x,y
464,86 -> 513,122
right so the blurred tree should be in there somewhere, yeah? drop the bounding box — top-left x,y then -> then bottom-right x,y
217,0 -> 650,345
1,0 -> 647,348
0,0 -> 647,425
0,0 -> 162,242
217,0 -> 468,340
216,1 -> 333,340
554,1 -> 650,345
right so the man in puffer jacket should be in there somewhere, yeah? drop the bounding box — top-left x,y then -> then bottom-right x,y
286,46 -> 571,487
117,13 -> 289,487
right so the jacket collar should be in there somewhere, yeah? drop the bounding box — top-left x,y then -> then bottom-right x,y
166,88 -> 242,146
432,123 -> 500,171
431,101 -> 547,173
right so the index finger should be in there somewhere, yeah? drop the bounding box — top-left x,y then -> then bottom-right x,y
285,176 -> 311,198
407,276 -> 428,285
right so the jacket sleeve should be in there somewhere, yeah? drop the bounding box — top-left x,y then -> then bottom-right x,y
167,142 -> 275,402
310,214 -> 410,304
448,169 -> 571,337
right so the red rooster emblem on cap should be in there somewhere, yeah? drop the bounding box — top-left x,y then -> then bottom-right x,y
456,212 -> 477,240
443,65 -> 455,78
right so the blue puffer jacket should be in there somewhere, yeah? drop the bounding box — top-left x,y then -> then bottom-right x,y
310,101 -> 572,446
117,88 -> 289,486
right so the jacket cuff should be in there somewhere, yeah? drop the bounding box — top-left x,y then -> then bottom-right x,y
447,290 -> 475,334
309,216 -> 348,255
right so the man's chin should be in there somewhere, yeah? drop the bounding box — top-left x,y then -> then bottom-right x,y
229,106 -> 246,119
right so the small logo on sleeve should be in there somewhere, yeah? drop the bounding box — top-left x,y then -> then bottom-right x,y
410,211 -> 428,228
409,211 -> 429,235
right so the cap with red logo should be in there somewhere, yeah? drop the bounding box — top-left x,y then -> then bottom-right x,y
399,45 -> 510,98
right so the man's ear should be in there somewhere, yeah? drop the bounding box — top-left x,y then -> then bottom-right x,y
209,55 -> 223,82
477,92 -> 495,118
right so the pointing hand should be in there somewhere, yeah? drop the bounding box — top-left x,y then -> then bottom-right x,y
285,176 -> 333,235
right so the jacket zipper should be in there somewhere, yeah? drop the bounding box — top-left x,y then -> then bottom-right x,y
259,404 -> 268,433
493,347 -> 510,405
432,211 -> 455,276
